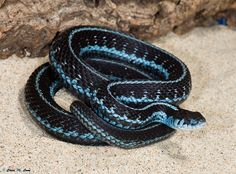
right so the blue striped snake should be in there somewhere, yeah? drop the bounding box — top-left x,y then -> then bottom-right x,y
24,26 -> 206,149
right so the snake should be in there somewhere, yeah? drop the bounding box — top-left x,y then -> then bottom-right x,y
24,26 -> 206,149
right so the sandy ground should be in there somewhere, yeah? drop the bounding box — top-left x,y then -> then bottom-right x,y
0,26 -> 235,174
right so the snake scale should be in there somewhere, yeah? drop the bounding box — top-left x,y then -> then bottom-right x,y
24,26 -> 206,149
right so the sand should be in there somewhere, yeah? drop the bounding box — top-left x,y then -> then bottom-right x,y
0,26 -> 235,174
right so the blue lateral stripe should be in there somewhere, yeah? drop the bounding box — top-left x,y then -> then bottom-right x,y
116,95 -> 188,105
79,45 -> 169,79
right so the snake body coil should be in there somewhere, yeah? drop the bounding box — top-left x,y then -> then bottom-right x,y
25,26 -> 206,148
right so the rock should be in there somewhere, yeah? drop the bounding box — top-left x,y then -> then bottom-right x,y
0,0 -> 5,8
0,0 -> 235,59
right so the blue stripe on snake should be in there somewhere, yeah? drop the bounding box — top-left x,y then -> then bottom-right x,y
24,26 -> 206,149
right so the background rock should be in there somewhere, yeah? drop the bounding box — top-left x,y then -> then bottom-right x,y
0,0 -> 236,59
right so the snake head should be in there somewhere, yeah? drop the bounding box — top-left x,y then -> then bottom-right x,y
152,103 -> 206,130
172,109 -> 206,130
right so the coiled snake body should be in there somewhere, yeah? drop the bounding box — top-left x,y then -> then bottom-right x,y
25,26 -> 206,148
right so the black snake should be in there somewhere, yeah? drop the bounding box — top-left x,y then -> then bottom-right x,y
24,26 -> 206,148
